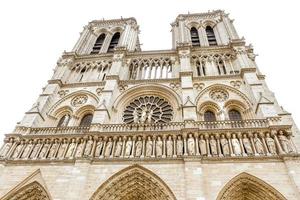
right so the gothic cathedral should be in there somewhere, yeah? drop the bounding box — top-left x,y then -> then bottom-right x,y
0,10 -> 299,200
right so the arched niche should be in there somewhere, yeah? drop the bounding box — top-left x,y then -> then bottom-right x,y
216,172 -> 287,200
195,84 -> 254,120
1,169 -> 52,200
89,165 -> 177,200
111,83 -> 182,123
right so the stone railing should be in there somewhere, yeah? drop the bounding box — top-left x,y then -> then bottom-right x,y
14,126 -> 90,135
13,118 -> 283,136
0,128 -> 297,162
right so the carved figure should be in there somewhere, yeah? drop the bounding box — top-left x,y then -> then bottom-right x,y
133,110 -> 139,123
75,139 -> 84,158
253,133 -> 264,155
278,131 -> 293,153
65,139 -> 76,158
265,133 -> 276,154
177,135 -> 183,156
166,136 -> 173,157
145,136 -> 153,157
124,137 -> 133,157
220,135 -> 230,156
61,114 -> 70,127
39,141 -> 50,159
57,139 -> 68,158
48,140 -> 59,158
140,107 -> 148,123
114,137 -> 123,157
199,135 -> 207,156
187,134 -> 195,155
242,134 -> 253,155
147,110 -> 153,124
22,140 -> 34,159
209,135 -> 218,156
156,136 -> 163,157
104,138 -> 113,157
232,134 -> 241,156
135,137 -> 143,157
84,137 -> 93,157
30,140 -> 41,159
95,138 -> 104,157
0,141 -> 12,158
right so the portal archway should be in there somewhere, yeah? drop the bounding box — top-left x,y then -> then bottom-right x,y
216,172 -> 287,200
90,165 -> 177,200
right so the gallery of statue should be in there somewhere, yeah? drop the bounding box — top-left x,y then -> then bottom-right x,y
0,10 -> 300,200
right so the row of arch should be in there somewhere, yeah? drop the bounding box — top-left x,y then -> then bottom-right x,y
1,165 -> 288,200
190,26 -> 217,46
90,32 -> 120,54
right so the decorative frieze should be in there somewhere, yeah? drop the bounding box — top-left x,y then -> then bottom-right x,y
0,130 -> 296,162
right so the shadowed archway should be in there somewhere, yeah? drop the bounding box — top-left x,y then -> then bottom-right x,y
216,172 -> 287,200
90,165 -> 177,200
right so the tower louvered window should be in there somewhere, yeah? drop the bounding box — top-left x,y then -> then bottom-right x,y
206,26 -> 217,46
190,27 -> 200,46
108,32 -> 120,52
91,34 -> 105,54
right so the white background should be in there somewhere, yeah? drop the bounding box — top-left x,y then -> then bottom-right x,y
0,0 -> 299,143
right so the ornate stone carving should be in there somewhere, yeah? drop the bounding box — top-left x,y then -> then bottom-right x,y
209,135 -> 218,156
0,139 -> 13,158
220,134 -> 230,156
278,131 -> 294,153
242,134 -> 253,155
114,137 -> 123,157
254,133 -> 264,155
193,83 -> 205,91
71,95 -> 88,107
156,136 -> 163,157
84,136 -> 94,157
166,136 -> 173,157
230,80 -> 242,88
65,139 -> 76,158
58,90 -> 69,98
145,136 -> 153,157
135,136 -> 143,157
187,134 -> 195,155
199,135 -> 207,156
266,133 -> 276,155
231,134 -> 241,156
176,135 -> 183,156
169,82 -> 180,90
39,141 -> 50,159
123,96 -> 173,124
104,138 -> 113,157
95,138 -> 104,157
57,139 -> 68,158
48,139 -> 59,158
124,137 -> 133,157
209,89 -> 229,102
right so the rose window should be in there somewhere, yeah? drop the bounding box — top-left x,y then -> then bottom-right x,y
123,96 -> 173,124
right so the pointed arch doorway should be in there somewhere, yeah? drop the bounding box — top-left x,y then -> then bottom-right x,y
90,165 -> 177,200
216,172 -> 287,200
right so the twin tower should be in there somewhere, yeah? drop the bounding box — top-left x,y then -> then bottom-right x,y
0,10 -> 299,200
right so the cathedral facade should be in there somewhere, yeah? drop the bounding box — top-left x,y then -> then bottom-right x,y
0,10 -> 299,200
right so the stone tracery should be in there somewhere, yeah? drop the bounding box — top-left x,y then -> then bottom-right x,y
123,96 -> 173,124
90,165 -> 177,200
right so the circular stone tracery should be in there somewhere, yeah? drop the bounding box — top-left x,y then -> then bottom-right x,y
123,96 -> 173,124
209,89 -> 229,102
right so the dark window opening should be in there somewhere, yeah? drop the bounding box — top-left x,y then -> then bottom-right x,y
91,34 -> 106,54
108,32 -> 120,52
206,26 -> 217,46
190,27 -> 200,46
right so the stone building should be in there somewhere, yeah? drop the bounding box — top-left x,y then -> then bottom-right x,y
0,10 -> 299,200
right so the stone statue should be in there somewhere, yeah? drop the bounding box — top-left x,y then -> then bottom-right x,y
177,135 -> 183,156
48,140 -> 59,158
220,135 -> 230,156
140,107 -> 148,123
278,131 -> 293,153
39,141 -> 50,159
57,139 -> 68,158
253,133 -> 264,155
145,136 -> 153,157
231,134 -> 241,156
199,135 -> 207,156
156,136 -> 163,157
12,141 -> 24,159
65,139 -> 76,158
135,137 -> 143,157
75,139 -> 84,158
0,141 -> 12,158
30,140 -> 41,159
209,135 -> 218,156
242,134 -> 253,155
114,137 -> 123,157
147,110 -> 153,124
124,137 -> 133,157
84,137 -> 94,157
95,138 -> 104,157
187,134 -> 195,156
133,110 -> 139,123
61,114 -> 70,127
166,136 -> 173,157
104,138 -> 113,157
265,133 -> 276,154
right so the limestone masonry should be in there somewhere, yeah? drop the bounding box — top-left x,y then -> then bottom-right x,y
0,10 -> 299,200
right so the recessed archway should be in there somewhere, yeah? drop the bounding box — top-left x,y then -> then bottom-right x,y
90,165 -> 177,200
216,172 -> 287,200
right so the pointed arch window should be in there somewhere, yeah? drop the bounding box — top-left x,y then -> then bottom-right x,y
190,27 -> 200,46
206,26 -> 217,46
228,109 -> 242,121
204,111 -> 216,122
57,114 -> 70,127
79,114 -> 93,126
108,32 -> 120,52
91,33 -> 106,54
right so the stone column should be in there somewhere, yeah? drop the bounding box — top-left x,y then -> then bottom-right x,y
151,136 -> 156,158
111,136 -> 118,158
195,133 -> 200,156
183,134 -> 188,156
226,133 -> 234,157
100,137 -> 107,158
237,133 -> 247,156
141,136 -> 146,158
173,135 -> 177,158
249,133 -> 258,156
130,136 -> 136,158
162,135 -> 166,158
260,132 -> 270,156
271,130 -> 284,155
216,135 -> 223,157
